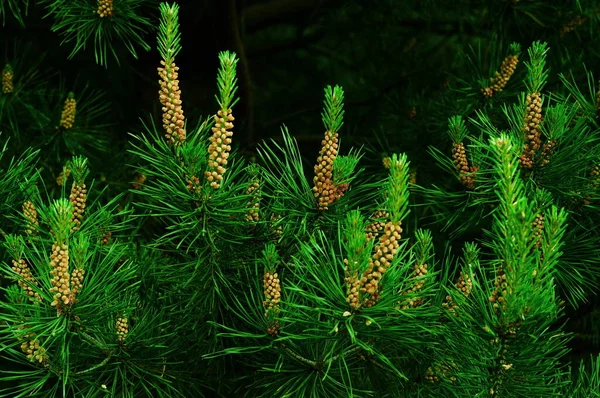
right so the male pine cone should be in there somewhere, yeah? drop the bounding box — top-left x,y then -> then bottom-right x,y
158,60 -> 186,145
205,109 -> 234,189
519,93 -> 543,169
482,54 -> 519,97
313,131 -> 340,210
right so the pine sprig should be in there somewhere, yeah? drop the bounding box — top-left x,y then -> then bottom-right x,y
70,156 -> 89,185
157,2 -> 182,65
447,115 -> 469,143
40,0 -> 153,66
215,51 -> 239,113
48,198 -> 73,241
524,41 -> 550,94
386,153 -> 410,224
322,85 -> 345,134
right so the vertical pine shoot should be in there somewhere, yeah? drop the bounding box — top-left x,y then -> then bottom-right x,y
361,154 -> 408,307
442,243 -> 477,314
490,134 -> 536,318
482,43 -> 521,97
448,116 -> 477,189
5,235 -> 41,302
343,210 -> 369,310
245,164 -> 261,223
22,185 -> 39,237
524,41 -> 549,95
261,243 -> 281,335
157,2 -> 186,145
70,235 -> 89,303
69,156 -> 89,233
322,84 -> 345,135
313,85 -> 344,210
205,51 -> 239,189
399,229 -> 433,309
215,51 -> 240,114
519,42 -> 549,169
48,198 -> 74,312
386,153 -> 410,225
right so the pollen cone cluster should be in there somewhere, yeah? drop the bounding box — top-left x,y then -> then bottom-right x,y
186,175 -> 201,194
116,316 -> 129,342
263,271 -> 281,316
19,329 -> 48,364
69,181 -> 87,232
71,267 -> 85,300
532,213 -> 544,250
409,170 -> 417,185
561,15 -> 586,36
424,363 -> 457,383
442,270 -> 472,314
97,0 -> 114,17
312,131 -> 340,210
270,214 -> 283,238
365,210 -> 389,241
158,60 -> 186,145
382,157 -> 391,170
23,200 -> 39,235
361,221 -> 402,307
482,54 -> 519,97
344,259 -> 361,310
205,109 -> 234,189
245,180 -> 261,222
519,93 -> 543,169
2,64 -> 13,94
101,230 -> 112,246
399,263 -> 428,309
56,167 -> 71,186
59,96 -> 77,130
132,173 -> 146,189
49,243 -> 71,309
489,267 -> 507,311
12,259 -> 41,302
452,142 -> 477,189
539,139 -> 555,166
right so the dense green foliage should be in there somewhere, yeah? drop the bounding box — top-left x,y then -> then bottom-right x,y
1,0 -> 600,397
